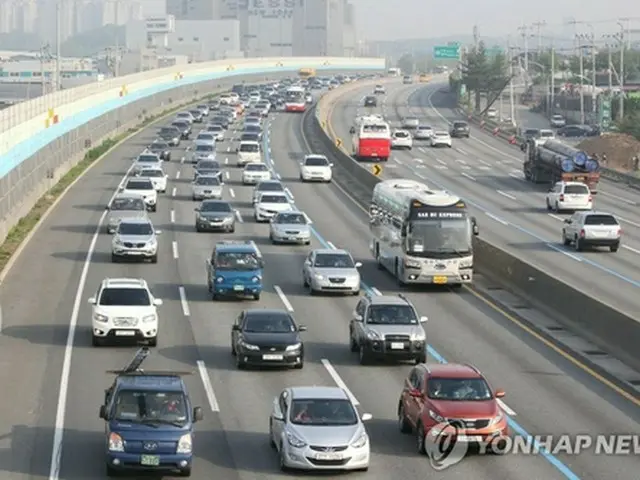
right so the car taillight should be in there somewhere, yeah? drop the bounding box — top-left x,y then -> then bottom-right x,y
559,194 -> 565,201
588,195 -> 593,202
580,229 -> 585,237
617,228 -> 622,236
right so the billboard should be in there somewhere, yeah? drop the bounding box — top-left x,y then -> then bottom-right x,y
237,0 -> 304,18
145,15 -> 175,34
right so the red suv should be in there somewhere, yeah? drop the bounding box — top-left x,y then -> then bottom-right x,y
397,363 -> 509,453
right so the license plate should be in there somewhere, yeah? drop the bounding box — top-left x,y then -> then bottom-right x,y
204,190 -> 211,193
457,435 -> 482,442
390,342 -> 404,350
140,455 -> 160,466
262,354 -> 283,360
115,330 -> 135,336
433,276 -> 447,284
316,452 -> 342,460
233,285 -> 244,291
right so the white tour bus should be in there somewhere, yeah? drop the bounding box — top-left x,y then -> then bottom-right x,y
369,179 -> 479,287
284,86 -> 306,112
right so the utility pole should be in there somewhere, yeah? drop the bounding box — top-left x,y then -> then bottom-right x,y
618,22 -> 625,120
607,42 -> 613,91
531,20 -> 546,56
114,0 -> 120,77
577,35 -> 585,124
55,0 -> 61,92
508,40 -> 516,126
550,45 -> 555,115
39,44 -> 51,96
590,36 -> 596,118
517,25 -> 529,91
473,25 -> 479,49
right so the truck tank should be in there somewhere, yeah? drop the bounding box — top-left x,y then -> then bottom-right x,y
537,140 -> 599,173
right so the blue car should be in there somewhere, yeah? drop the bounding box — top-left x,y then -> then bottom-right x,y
206,240 -> 264,300
99,348 -> 203,477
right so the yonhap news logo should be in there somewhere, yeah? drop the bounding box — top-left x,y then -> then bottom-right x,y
423,421 -> 469,470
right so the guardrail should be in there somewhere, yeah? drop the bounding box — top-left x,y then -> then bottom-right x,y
455,97 -> 640,189
307,86 -> 640,376
0,56 -> 384,244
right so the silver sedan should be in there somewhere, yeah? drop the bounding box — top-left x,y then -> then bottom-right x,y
302,249 -> 361,295
270,211 -> 311,245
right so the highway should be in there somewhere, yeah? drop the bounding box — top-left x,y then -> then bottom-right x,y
330,81 -> 640,323
0,88 -> 637,480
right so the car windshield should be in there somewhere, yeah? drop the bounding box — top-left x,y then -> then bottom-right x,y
525,129 -> 539,138
243,312 -> 296,333
137,155 -> 158,163
197,161 -> 219,170
240,143 -> 260,153
258,182 -> 284,192
112,390 -> 187,425
290,398 -> 358,426
126,180 -> 153,190
367,305 -> 418,325
244,125 -> 261,132
418,126 -> 431,131
177,113 -> 190,118
159,127 -> 177,135
275,213 -> 306,224
435,132 -> 449,137
150,142 -> 168,149
140,170 -> 163,178
111,198 -> 145,211
242,134 -> 259,142
564,184 -> 589,194
427,378 -> 493,401
190,110 -> 201,116
407,219 -> 471,256
406,117 -> 418,122
197,135 -> 214,141
304,156 -> 328,166
98,287 -> 151,306
214,251 -> 261,270
260,194 -> 288,203
553,115 -> 563,120
119,222 -> 153,235
201,201 -> 230,212
314,253 -> 354,268
196,176 -> 220,186
246,164 -> 268,171
540,131 -> 554,138
584,215 -> 618,225
196,144 -> 214,152
208,125 -> 223,131
172,122 -> 188,129
454,122 -> 467,128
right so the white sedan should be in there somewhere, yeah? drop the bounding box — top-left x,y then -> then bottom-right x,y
300,154 -> 333,182
391,130 -> 413,150
138,167 -> 168,193
413,125 -> 433,140
254,192 -> 293,222
242,163 -> 271,185
430,131 -> 452,148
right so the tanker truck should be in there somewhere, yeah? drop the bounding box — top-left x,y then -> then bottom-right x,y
522,138 -> 600,192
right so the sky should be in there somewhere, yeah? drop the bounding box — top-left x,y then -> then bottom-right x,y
349,0 -> 640,41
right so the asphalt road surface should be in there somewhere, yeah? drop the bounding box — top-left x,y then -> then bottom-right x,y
0,92 -> 638,480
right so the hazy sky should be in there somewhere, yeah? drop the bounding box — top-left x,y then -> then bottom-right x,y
350,1 -> 640,41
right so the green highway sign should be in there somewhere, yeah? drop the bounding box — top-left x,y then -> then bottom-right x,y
434,45 -> 460,59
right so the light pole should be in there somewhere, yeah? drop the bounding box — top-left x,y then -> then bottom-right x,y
617,21 -> 625,120
527,60 -> 550,116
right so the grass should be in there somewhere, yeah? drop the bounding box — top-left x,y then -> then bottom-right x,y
0,92 -> 218,275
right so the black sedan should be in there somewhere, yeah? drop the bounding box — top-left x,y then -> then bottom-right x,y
147,139 -> 171,160
364,95 -> 377,107
231,309 -> 306,369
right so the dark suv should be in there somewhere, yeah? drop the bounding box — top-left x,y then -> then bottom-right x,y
364,95 -> 377,107
450,121 -> 470,138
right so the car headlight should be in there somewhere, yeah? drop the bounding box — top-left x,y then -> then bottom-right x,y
216,277 -> 224,283
108,432 -> 124,452
93,313 -> 108,322
176,433 -> 192,454
251,276 -> 261,283
459,259 -> 473,269
222,216 -> 232,223
404,259 -> 421,269
113,239 -> 123,246
429,409 -> 444,423
147,239 -> 157,247
410,332 -> 426,341
489,412 -> 503,426
285,343 -> 301,351
239,341 -> 259,351
314,274 -> 324,280
351,432 -> 368,448
286,431 -> 307,448
142,314 -> 156,323
366,330 -> 381,340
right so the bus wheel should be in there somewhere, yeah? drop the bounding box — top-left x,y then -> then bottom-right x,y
375,244 -> 384,270
395,259 -> 406,286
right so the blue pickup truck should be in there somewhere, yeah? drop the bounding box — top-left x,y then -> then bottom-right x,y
99,348 -> 203,477
206,240 -> 264,300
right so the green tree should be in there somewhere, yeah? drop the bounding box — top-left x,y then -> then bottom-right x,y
396,53 -> 414,75
0,32 -> 43,51
617,112 -> 640,140
461,42 -> 509,111
61,25 -> 125,57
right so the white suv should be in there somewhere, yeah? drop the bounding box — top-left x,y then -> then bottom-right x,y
546,181 -> 592,212
88,278 -> 162,347
562,211 -> 621,252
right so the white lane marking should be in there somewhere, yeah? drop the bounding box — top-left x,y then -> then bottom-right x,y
180,157 -> 185,164
617,215 -> 640,228
172,187 -> 177,197
547,243 -> 582,262
371,287 -> 382,296
622,244 -> 640,255
459,165 -> 470,170
509,173 -> 524,180
498,399 -> 517,416
414,158 -> 424,164
599,190 -> 637,205
436,158 -> 446,165
496,190 -> 516,200
415,172 -> 426,179
250,240 -> 262,257
229,188 -> 235,198
170,210 -> 175,223
456,147 -> 468,155
226,146 -> 231,152
225,171 -> 230,180
393,157 -> 401,164
327,241 -> 336,249
321,359 -> 360,406
285,188 -> 294,199
235,210 -> 243,222
172,241 -> 179,259
276,173 -> 282,179
178,286 -> 190,316
548,213 -> 563,221
461,172 -> 476,181
175,171 -> 181,180
485,212 -> 508,225
274,285 -> 294,312
435,165 -> 449,170
477,158 -> 491,166
197,361 -> 220,412
455,159 -> 467,164
224,157 -> 229,165
48,162 -> 135,480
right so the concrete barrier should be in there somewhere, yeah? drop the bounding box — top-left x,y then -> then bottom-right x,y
0,56 -> 384,244
309,90 -> 640,372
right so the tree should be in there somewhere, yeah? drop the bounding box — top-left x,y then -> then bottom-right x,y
460,42 -> 510,112
61,25 -> 125,57
396,53 -> 414,75
0,32 -> 43,51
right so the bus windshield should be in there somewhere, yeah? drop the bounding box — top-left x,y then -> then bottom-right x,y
362,124 -> 388,133
407,218 -> 471,256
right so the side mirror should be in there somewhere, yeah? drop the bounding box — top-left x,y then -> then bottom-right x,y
473,224 -> 479,236
329,163 -> 334,167
355,262 -> 362,268
409,388 -> 423,398
155,230 -> 162,235
353,313 -> 363,322
105,205 -> 110,210
118,186 -> 124,191
361,413 -> 373,422
298,325 -> 307,332
194,207 -> 200,211
153,298 -> 163,306
87,297 -> 96,305
495,389 -> 505,398
272,411 -> 284,421
232,324 -> 240,331
548,188 -> 553,192
349,127 -> 355,134
193,406 -> 204,422
420,316 -> 428,323
99,405 -> 107,419
564,219 -> 571,224
186,146 -> 191,151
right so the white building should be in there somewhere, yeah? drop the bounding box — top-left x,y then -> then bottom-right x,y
166,0 -> 219,20
292,0 -> 350,57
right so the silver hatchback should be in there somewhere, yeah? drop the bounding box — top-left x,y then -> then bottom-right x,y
302,249 -> 361,295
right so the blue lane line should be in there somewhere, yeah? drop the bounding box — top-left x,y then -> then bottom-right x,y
261,118 -> 581,480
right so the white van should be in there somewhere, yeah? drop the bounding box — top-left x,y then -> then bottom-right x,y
237,141 -> 262,166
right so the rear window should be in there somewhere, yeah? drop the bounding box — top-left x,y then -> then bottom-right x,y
584,215 -> 618,225
564,185 -> 589,194
540,131 -> 554,138
454,122 -> 468,128
240,143 -> 260,153
394,132 -> 409,138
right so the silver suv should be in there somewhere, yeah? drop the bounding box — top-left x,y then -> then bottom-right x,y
105,193 -> 148,234
111,218 -> 161,263
349,294 -> 427,365
562,211 -> 621,252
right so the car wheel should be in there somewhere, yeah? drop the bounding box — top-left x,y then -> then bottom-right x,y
398,403 -> 412,433
562,231 -> 571,246
555,202 -> 560,212
236,355 -> 246,370
150,205 -> 157,212
293,357 -> 304,369
611,244 -> 619,252
150,255 -> 158,264
279,449 -> 290,472
349,331 -> 358,352
575,237 -> 583,251
148,337 -> 157,347
92,335 -> 102,347
178,466 -> 192,477
253,293 -> 261,300
546,199 -> 551,211
417,423 -> 427,454
111,254 -> 119,263
229,226 -> 235,233
269,421 -> 276,448
196,225 -> 202,232
358,345 -> 369,365
303,274 -> 309,288
106,464 -> 118,477
415,353 -> 427,364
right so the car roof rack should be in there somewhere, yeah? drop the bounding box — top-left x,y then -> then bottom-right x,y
106,347 -> 192,376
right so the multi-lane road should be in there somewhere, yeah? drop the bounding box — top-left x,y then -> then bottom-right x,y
0,86 -> 638,479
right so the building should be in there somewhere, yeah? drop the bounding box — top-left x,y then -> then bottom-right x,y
0,0 -> 38,34
166,0 -> 219,20
292,0 -> 353,57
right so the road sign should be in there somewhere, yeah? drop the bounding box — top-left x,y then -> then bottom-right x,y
336,138 -> 342,148
372,164 -> 382,176
433,46 -> 460,59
